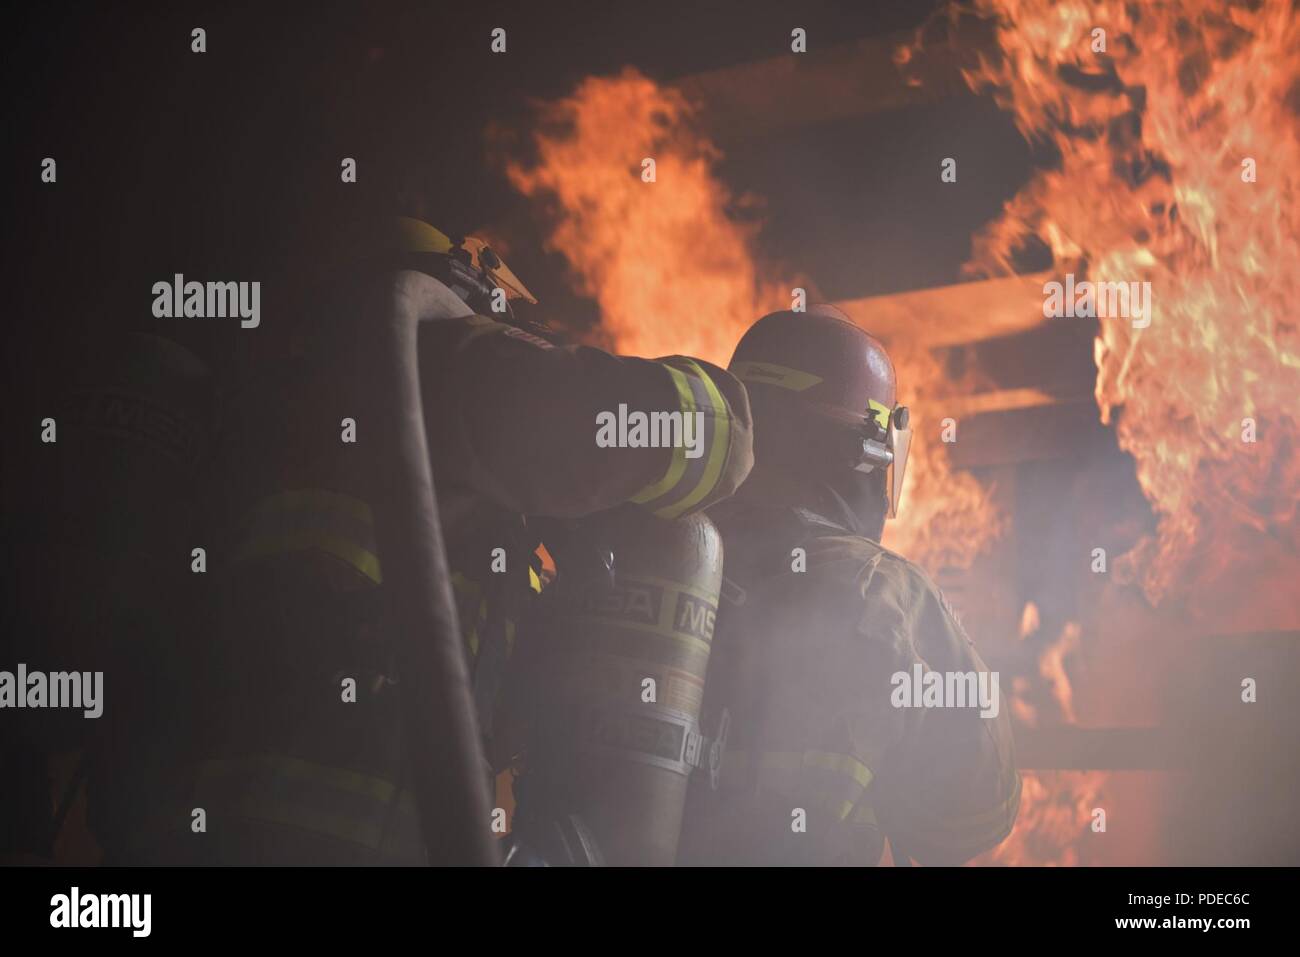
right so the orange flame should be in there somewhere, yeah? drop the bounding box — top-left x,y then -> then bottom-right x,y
509,69 -> 1005,572
983,605 -> 1103,866
977,770 -> 1104,866
506,68 -> 786,364
882,341 -> 1008,569
960,0 -> 1300,603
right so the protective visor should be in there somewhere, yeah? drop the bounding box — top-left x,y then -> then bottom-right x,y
458,237 -> 538,304
855,399 -> 911,519
392,219 -> 540,305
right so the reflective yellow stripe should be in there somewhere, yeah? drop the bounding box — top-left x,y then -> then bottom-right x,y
725,750 -> 873,824
451,573 -> 488,659
907,772 -> 1022,839
195,754 -> 407,851
201,754 -> 397,802
802,750 -> 874,788
451,572 -> 482,600
466,599 -> 487,658
235,489 -> 382,583
756,750 -> 874,789
630,359 -> 734,520
629,365 -> 695,507
658,360 -> 732,520
730,360 -> 823,392
235,529 -> 383,584
726,749 -> 874,790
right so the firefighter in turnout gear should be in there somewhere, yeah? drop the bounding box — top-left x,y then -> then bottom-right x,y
678,304 -> 1020,866
108,216 -> 754,866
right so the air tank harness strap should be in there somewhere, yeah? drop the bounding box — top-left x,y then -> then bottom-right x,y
569,704 -> 725,782
683,707 -> 730,790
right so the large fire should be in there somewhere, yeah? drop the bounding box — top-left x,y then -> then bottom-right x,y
939,0 -> 1300,865
959,0 -> 1300,604
498,1 -> 1300,862
506,68 -> 1005,573
977,770 -> 1104,866
506,68 -> 787,364
974,604 -> 1105,866
882,341 -> 1008,569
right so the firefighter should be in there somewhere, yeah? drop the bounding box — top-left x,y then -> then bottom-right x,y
678,304 -> 1020,866
106,215 -> 753,866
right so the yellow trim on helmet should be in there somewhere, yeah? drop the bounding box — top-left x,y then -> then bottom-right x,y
729,361 -> 823,393
867,398 -> 892,431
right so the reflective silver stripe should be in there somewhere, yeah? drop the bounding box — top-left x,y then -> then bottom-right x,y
632,360 -> 731,519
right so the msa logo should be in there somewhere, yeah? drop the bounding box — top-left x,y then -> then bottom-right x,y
582,582 -> 663,626
675,594 -> 717,642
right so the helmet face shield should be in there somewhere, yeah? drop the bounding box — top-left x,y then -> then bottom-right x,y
458,237 -> 538,305
854,399 -> 910,519
886,413 -> 911,519
391,218 -> 540,312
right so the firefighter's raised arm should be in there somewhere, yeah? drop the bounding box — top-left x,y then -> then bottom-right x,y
420,314 -> 753,519
380,216 -> 752,520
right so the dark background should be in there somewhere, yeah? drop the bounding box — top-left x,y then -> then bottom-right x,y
1,0 -> 1045,865
4,0 -> 1032,374
8,2 -> 1299,870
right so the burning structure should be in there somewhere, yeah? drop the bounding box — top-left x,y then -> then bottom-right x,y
6,0 -> 1298,869
499,0 -> 1300,865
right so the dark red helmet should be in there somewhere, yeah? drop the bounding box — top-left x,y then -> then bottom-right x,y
729,304 -> 911,517
730,304 -> 896,426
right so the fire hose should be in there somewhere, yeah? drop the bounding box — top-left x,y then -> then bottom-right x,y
363,269 -> 499,866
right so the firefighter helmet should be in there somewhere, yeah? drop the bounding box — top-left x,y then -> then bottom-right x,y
729,304 -> 911,518
391,216 -> 537,316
